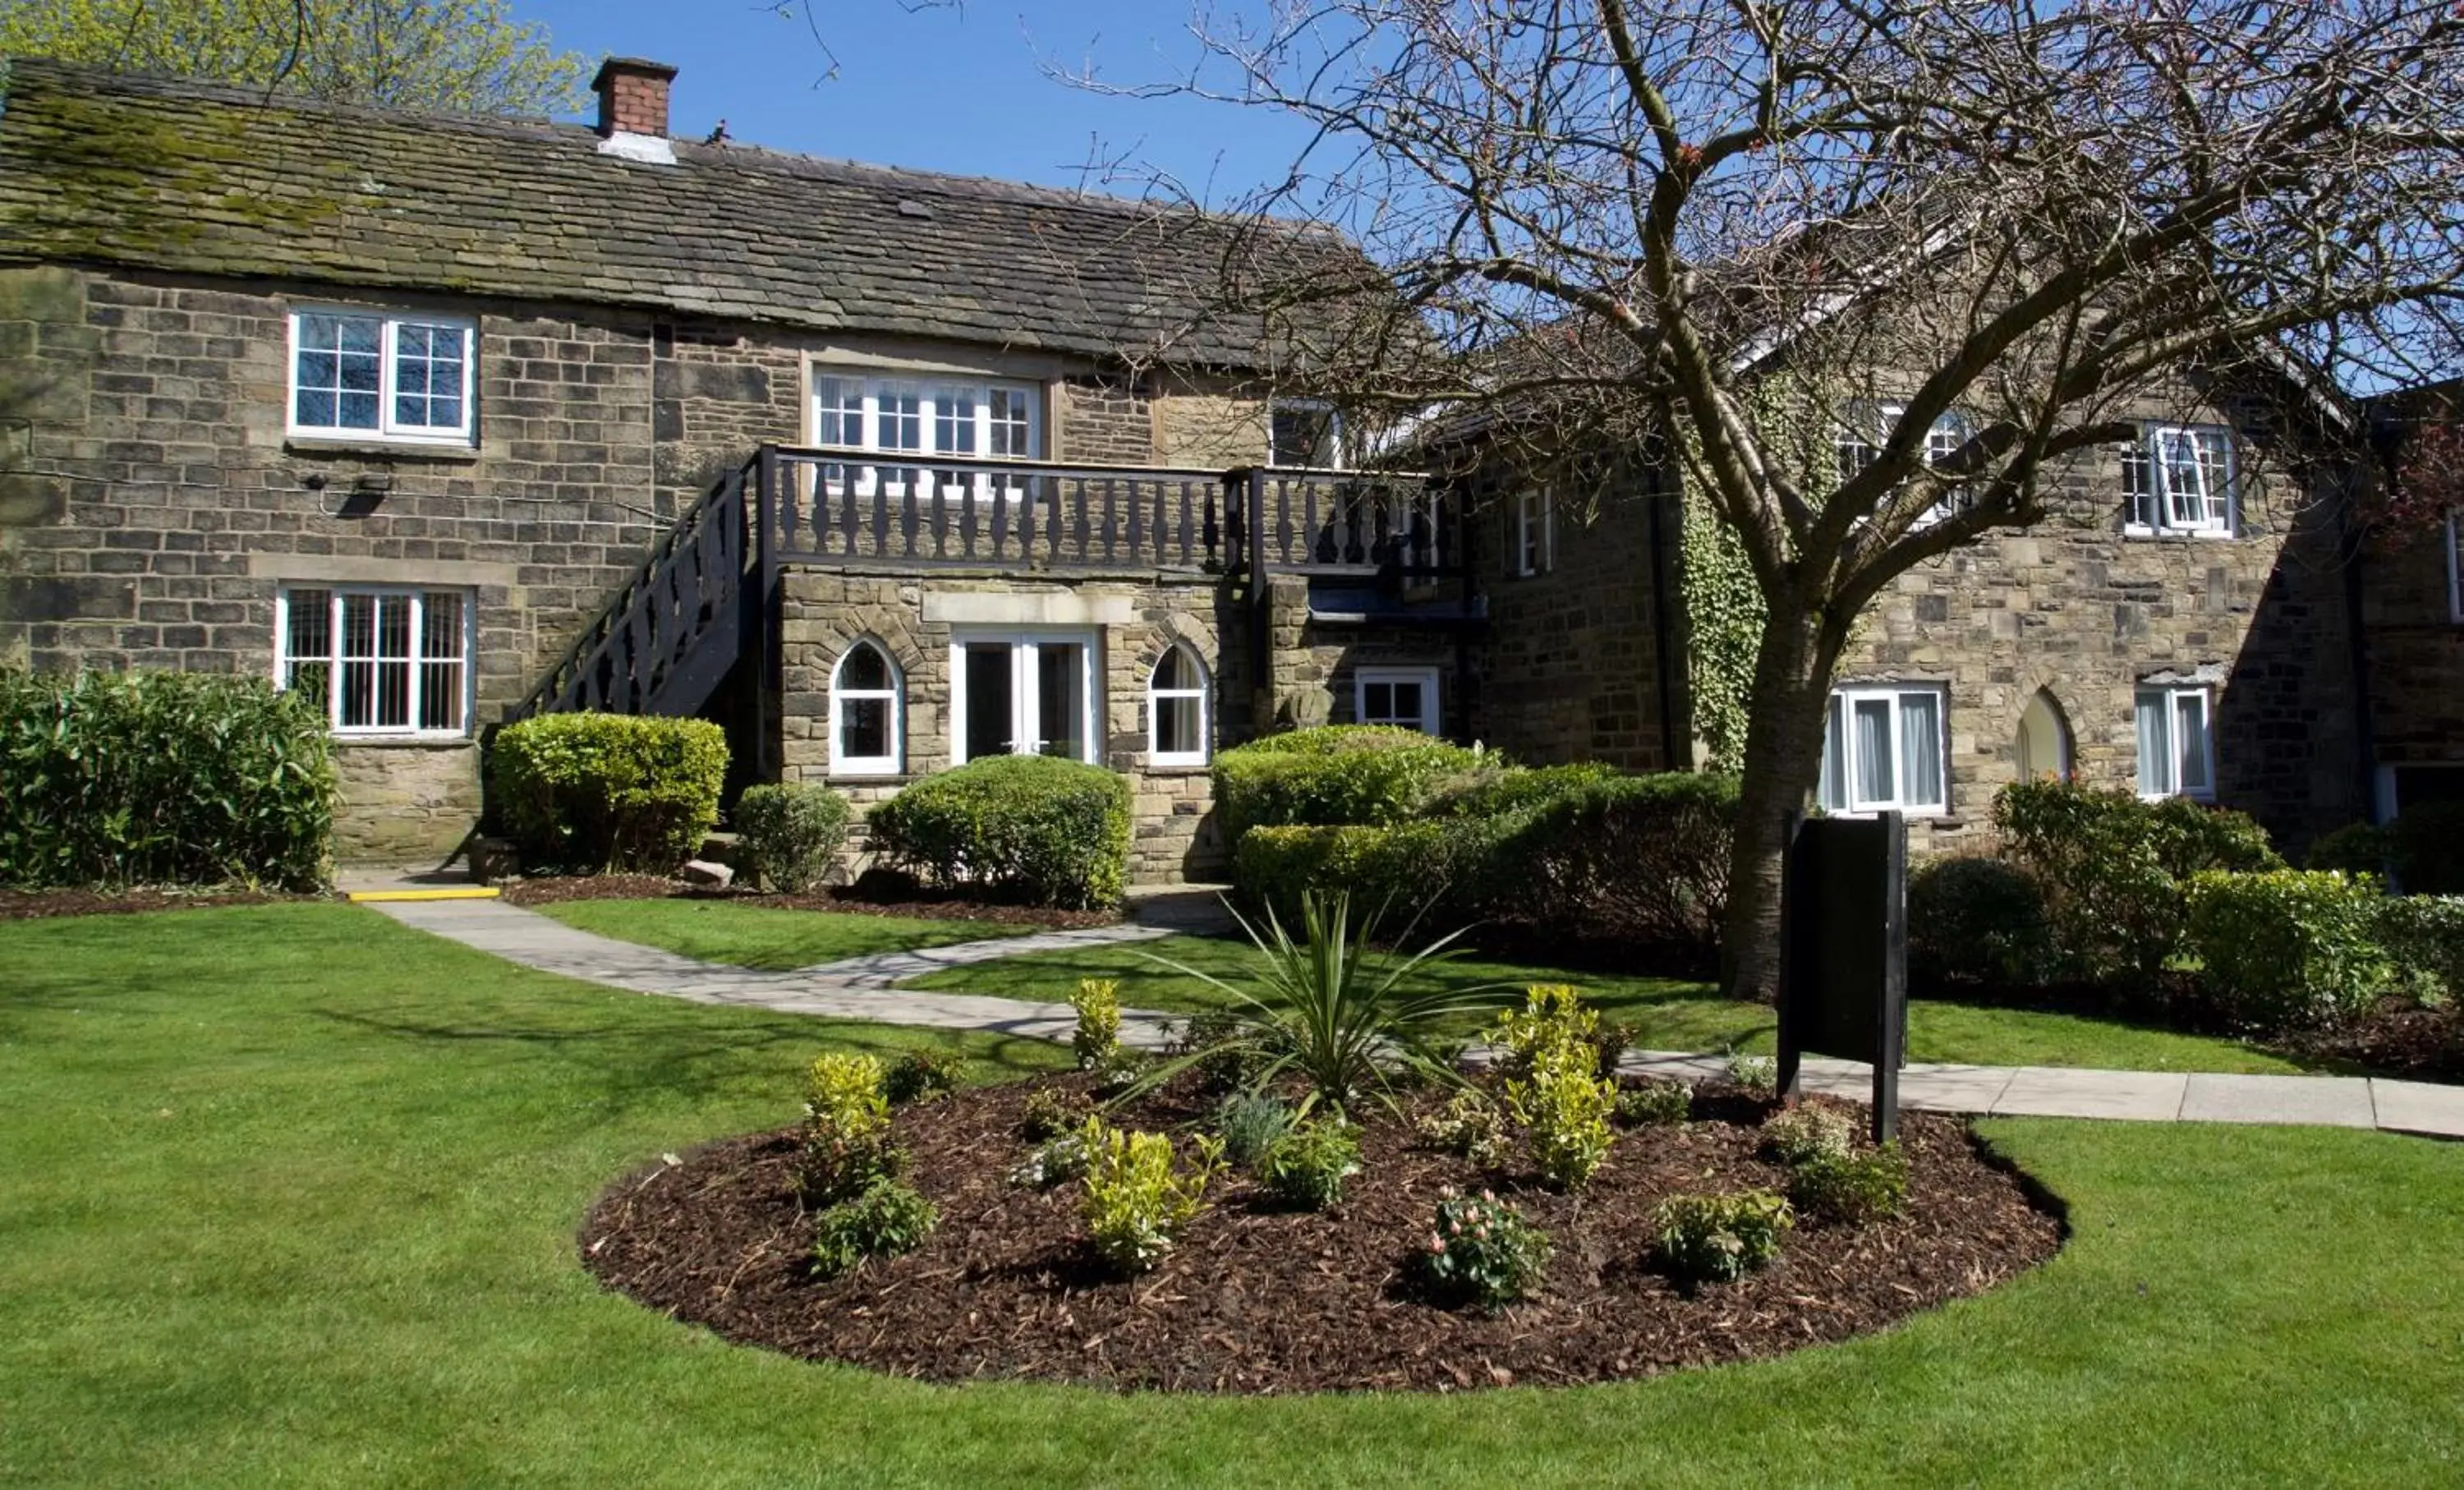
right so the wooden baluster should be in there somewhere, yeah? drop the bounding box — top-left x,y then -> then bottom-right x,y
1177,481 -> 1195,567
1046,473 -> 1066,561
1273,476 -> 1295,568
1070,475 -> 1091,562
1124,476 -> 1143,564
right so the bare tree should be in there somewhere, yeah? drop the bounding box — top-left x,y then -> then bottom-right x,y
1099,0 -> 2464,1000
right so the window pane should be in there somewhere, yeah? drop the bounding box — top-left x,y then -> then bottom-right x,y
419,592 -> 462,660
1156,693 -> 1202,756
839,642 -> 889,692
1271,405 -> 1336,467
840,697 -> 889,761
817,377 -> 862,446
2122,439 -> 2152,526
1363,682 -> 1393,723
963,643 -> 1013,760
393,322 -> 467,431
879,386 -> 922,452
2195,430 -> 2231,527
990,389 -> 1032,458
296,313 -> 384,430
1899,691 -> 1942,808
933,389 -> 975,455
2135,691 -> 2171,794
418,659 -> 463,731
1853,698 -> 1895,807
1820,698 -> 1847,811
1037,643 -> 1087,760
1154,647 -> 1188,692
2176,693 -> 2212,794
285,589 -> 332,682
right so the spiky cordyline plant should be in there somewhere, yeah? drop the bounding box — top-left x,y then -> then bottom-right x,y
1138,890 -> 1514,1117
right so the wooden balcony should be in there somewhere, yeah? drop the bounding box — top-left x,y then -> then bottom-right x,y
755,445 -> 1460,580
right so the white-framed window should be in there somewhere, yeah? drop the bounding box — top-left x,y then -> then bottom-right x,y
1818,683 -> 1948,816
949,629 -> 1100,764
2123,424 -> 2235,536
1514,486 -> 1556,577
1270,398 -> 1344,468
287,309 -> 475,445
829,639 -> 903,776
275,586 -> 471,736
1147,645 -> 1211,766
1836,404 -> 1971,528
1354,666 -> 1440,734
2135,684 -> 2217,800
811,369 -> 1043,502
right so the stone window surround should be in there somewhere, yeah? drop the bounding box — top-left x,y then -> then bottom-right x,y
1147,643 -> 1211,767
286,304 -> 478,448
1354,665 -> 1440,734
1818,681 -> 1950,817
1513,485 -> 1556,577
828,638 -> 904,778
947,627 -> 1102,765
798,343 -> 1073,458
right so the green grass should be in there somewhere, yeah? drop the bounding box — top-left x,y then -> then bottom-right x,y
530,897 -> 1032,971
7,904 -> 2461,1487
899,933 -> 2314,1074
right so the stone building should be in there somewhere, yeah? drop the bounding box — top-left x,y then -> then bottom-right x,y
0,59 -> 1469,876
2357,383 -> 2464,823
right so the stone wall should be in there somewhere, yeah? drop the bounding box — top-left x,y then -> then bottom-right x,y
2361,517 -> 2464,793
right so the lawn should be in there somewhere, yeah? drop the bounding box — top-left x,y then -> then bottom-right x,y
530,897 -> 1032,971
4,904 -> 2459,1488
898,932 -> 2315,1075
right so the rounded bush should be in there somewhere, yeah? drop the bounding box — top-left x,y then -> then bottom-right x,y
1481,771 -> 1740,967
733,781 -> 851,894
1908,854 -> 2057,991
1425,761 -> 1621,819
1230,817 -> 1507,926
2186,869 -> 2393,1030
865,755 -> 1130,908
2374,894 -> 2464,1005
1212,725 -> 1492,836
489,712 -> 728,873
2306,821 -> 2388,878
0,668 -> 337,890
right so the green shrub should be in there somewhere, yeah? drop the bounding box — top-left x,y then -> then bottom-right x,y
2187,869 -> 2393,1030
883,1048 -> 963,1106
1257,1117 -> 1362,1209
1415,1090 -> 1510,1166
1230,817 -> 1506,927
1591,1021 -> 1639,1082
1174,1008 -> 1260,1092
1078,1119 -> 1225,1275
1019,1084 -> 1092,1142
1726,1050 -> 1777,1094
1214,1092 -> 1294,1169
490,711 -> 728,874
733,782 -> 851,893
866,754 -> 1130,908
1615,1078 -> 1692,1127
809,1179 -> 938,1278
1653,1191 -> 1795,1284
1481,770 -> 1740,966
1006,1130 -> 1091,1189
2388,802 -> 2464,896
1426,761 -> 1622,819
1414,1187 -> 1550,1310
1507,1044 -> 1617,1189
1995,779 -> 2282,985
1759,1105 -> 1855,1166
1908,854 -> 2058,990
1486,984 -> 1602,1078
797,1052 -> 899,1204
1789,1143 -> 1910,1224
0,669 -> 337,890
1069,977 -> 1123,1070
2308,821 -> 2389,878
2379,895 -> 2464,1005
1212,725 -> 1491,837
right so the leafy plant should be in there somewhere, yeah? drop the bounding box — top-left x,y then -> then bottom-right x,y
1138,890 -> 1511,1114
1414,1187 -> 1549,1311
1615,1078 -> 1692,1128
1018,1084 -> 1092,1142
1506,1041 -> 1618,1189
733,781 -> 851,894
1653,1191 -> 1795,1284
2186,869 -> 2394,1029
796,1052 -> 899,1205
1087,1046 -> 1147,1097
1415,1089 -> 1510,1166
883,1048 -> 963,1106
1078,1119 -> 1225,1275
1005,1131 -> 1090,1189
489,711 -> 728,874
1211,726 -> 1492,836
1069,978 -> 1123,1070
1789,1144 -> 1910,1224
1257,1117 -> 1362,1209
1486,984 -> 1602,1079
865,754 -> 1130,908
1726,1050 -> 1777,1094
1213,1092 -> 1294,1169
1908,853 -> 2058,990
809,1179 -> 938,1278
1591,1020 -> 1639,1080
1173,1007 -> 1259,1092
1760,1105 -> 1855,1166
2379,894 -> 2464,1005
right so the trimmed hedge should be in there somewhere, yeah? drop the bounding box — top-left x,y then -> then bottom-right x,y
866,754 -> 1131,908
0,669 -> 337,890
1211,725 -> 1493,836
1425,761 -> 1621,819
733,782 -> 852,894
489,712 -> 729,874
2379,895 -> 2464,1005
1232,818 -> 1508,927
1908,854 -> 2057,991
2186,869 -> 2393,1030
1994,779 -> 2282,985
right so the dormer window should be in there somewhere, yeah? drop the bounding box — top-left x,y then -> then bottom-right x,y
288,309 -> 475,446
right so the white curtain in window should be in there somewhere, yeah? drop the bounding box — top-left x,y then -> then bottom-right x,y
1853,697 -> 1895,806
1821,699 -> 1849,811
1898,690 -> 1942,808
2135,691 -> 2171,795
2174,692 -> 2212,796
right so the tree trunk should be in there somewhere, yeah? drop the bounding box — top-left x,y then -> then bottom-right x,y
1718,600 -> 1840,1005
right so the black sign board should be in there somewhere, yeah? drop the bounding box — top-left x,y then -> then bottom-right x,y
1776,812 -> 1908,1143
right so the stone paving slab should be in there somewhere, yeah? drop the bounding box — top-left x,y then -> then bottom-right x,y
802,923 -> 1172,986
1991,1066 -> 2190,1122
2370,1078 -> 2464,1139
2178,1072 -> 2378,1128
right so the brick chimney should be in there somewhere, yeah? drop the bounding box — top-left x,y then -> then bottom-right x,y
593,57 -> 676,140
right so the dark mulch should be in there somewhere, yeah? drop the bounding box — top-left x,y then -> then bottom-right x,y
2272,997 -> 2464,1083
580,1074 -> 2064,1395
499,875 -> 1120,931
0,885 -> 331,921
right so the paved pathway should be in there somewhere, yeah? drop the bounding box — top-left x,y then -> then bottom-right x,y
363,895 -> 2464,1140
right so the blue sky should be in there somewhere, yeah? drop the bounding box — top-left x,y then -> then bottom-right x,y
520,1 -> 1317,205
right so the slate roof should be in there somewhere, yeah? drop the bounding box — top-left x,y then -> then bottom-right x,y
0,59 -> 1362,370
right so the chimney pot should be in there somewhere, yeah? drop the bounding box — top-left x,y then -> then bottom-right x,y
592,57 -> 677,140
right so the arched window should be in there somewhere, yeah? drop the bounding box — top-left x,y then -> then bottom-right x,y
2016,689 -> 2073,784
1148,645 -> 1211,766
830,640 -> 902,775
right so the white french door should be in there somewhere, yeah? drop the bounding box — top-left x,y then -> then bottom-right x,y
949,630 -> 1100,764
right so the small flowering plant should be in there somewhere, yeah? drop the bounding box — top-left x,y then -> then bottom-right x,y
1414,1186 -> 1549,1311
